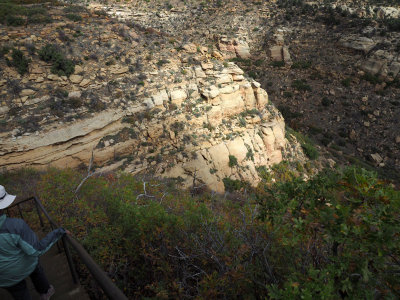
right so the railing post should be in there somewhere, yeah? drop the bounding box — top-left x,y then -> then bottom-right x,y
61,236 -> 79,285
34,200 -> 45,228
17,204 -> 24,219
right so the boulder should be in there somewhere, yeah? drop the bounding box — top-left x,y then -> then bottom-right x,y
69,75 -> 83,84
20,89 -> 36,97
339,35 -> 376,54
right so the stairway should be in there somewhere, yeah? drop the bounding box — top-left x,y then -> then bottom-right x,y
0,244 -> 90,300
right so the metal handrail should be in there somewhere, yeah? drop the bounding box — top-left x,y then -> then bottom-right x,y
6,196 -> 128,300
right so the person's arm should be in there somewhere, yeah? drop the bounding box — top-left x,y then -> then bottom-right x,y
16,219 -> 66,257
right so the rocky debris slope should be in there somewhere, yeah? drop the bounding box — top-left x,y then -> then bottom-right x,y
92,0 -> 400,178
0,3 -> 304,192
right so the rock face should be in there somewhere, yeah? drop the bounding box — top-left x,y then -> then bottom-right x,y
0,2 -> 307,193
339,35 -> 376,54
0,58 -> 300,192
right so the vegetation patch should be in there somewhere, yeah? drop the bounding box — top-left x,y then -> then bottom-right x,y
0,1 -> 52,25
291,60 -> 312,69
11,49 -> 30,75
228,155 -> 238,167
222,177 -> 247,192
65,13 -> 82,22
270,60 -> 285,68
1,165 -> 398,299
292,79 -> 312,92
38,44 -> 75,77
287,127 -> 319,159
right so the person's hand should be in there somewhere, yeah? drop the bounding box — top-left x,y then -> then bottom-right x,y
65,230 -> 72,236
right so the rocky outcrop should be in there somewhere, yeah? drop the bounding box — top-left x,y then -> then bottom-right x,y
0,2 -> 307,192
0,57 -> 301,192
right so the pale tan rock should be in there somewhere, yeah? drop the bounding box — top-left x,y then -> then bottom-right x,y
111,65 -> 129,75
226,137 -> 247,163
212,50 -> 223,59
194,67 -> 206,78
143,98 -> 154,109
79,79 -> 91,87
182,43 -> 197,53
339,35 -> 376,54
0,106 -> 9,115
241,83 -> 257,109
147,123 -> 163,139
74,65 -> 84,74
201,85 -> 220,99
69,75 -> 83,84
68,91 -> 81,99
152,89 -> 169,106
234,41 -> 251,59
269,45 -> 283,61
215,74 -> 232,84
20,89 -> 36,97
47,74 -> 59,81
170,89 -> 187,105
220,90 -> 245,116
30,65 -> 45,74
232,74 -> 244,81
207,143 -> 231,177
371,153 -> 383,164
207,106 -> 222,127
201,62 -> 213,70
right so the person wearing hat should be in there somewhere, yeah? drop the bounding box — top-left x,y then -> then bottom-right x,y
0,185 -> 68,300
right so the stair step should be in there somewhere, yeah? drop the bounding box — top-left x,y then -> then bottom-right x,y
0,244 -> 90,300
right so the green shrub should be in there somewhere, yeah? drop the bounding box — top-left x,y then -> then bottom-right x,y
362,73 -> 382,84
321,96 -> 331,107
6,14 -> 24,26
66,13 -> 82,22
38,44 -> 75,76
28,14 -> 52,24
341,77 -> 352,87
291,60 -> 311,69
287,127 -> 319,160
11,49 -> 30,75
0,1 -> 51,26
270,60 -> 285,68
257,167 -> 400,299
228,155 -> 238,167
64,5 -> 86,13
222,177 -> 245,192
292,79 -> 312,92
386,17 -> 400,31
0,45 -> 10,58
238,116 -> 246,127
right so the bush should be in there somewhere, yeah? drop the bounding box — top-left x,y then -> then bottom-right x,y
222,177 -> 245,192
6,14 -> 24,26
11,49 -> 30,75
386,17 -> 400,32
362,73 -> 382,84
257,167 -> 400,299
292,79 -> 312,92
0,1 -> 51,26
38,44 -> 75,76
270,60 -> 285,68
228,155 -> 238,167
341,77 -> 352,87
66,13 -> 82,22
291,60 -> 311,69
287,127 -> 319,160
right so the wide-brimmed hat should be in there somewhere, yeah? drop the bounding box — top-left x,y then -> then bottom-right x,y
0,185 -> 16,209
